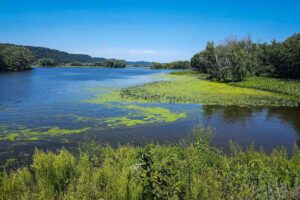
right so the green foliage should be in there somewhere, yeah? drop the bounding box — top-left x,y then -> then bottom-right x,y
231,76 -> 300,98
191,33 -> 300,81
150,60 -> 191,69
191,38 -> 259,82
37,58 -> 58,67
94,59 -> 127,68
32,149 -> 76,199
263,34 -> 300,78
0,43 -> 128,68
24,45 -> 103,63
0,45 -> 34,71
0,167 -> 34,200
1,127 -> 300,199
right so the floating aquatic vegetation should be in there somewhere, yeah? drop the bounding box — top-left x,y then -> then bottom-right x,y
69,104 -> 187,127
104,105 -> 186,127
0,126 -> 90,142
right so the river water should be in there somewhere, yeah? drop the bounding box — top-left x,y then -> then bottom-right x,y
0,67 -> 299,163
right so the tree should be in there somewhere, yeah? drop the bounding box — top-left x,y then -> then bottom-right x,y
256,34 -> 300,79
150,62 -> 165,69
0,52 -> 5,71
0,45 -> 34,71
280,34 -> 300,78
191,38 -> 261,82
191,52 -> 209,73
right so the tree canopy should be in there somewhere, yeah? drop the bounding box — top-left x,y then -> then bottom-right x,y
191,33 -> 300,81
150,60 -> 190,69
0,45 -> 34,71
37,58 -> 58,67
94,59 -> 127,68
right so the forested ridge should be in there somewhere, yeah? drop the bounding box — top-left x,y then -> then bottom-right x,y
0,43 -> 105,64
0,43 -> 150,71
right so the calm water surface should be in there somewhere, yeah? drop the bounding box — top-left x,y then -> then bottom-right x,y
0,67 -> 299,163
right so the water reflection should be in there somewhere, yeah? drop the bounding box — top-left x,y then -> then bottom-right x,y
201,105 -> 300,153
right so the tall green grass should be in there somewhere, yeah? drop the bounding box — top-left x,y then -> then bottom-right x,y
1,127 -> 300,200
230,76 -> 300,98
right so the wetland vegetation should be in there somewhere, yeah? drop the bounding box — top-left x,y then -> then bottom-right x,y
230,76 -> 300,98
86,72 -> 300,107
1,127 -> 300,200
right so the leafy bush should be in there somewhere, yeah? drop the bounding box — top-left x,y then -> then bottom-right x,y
1,127 -> 300,200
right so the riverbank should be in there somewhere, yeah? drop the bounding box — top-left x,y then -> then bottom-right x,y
1,127 -> 300,200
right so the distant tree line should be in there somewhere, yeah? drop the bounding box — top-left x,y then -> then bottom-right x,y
150,60 -> 191,69
191,33 -> 300,81
94,59 -> 127,68
24,45 -> 105,63
0,44 -> 128,71
37,58 -> 58,67
127,61 -> 152,67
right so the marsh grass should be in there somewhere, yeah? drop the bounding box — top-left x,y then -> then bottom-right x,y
1,127 -> 300,200
231,76 -> 300,98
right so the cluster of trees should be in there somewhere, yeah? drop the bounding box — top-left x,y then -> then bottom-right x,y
0,45 -> 34,71
191,33 -> 300,81
94,59 -> 127,68
37,58 -> 58,67
150,60 -> 191,69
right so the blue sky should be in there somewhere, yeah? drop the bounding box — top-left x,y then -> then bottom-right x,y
0,0 -> 299,62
